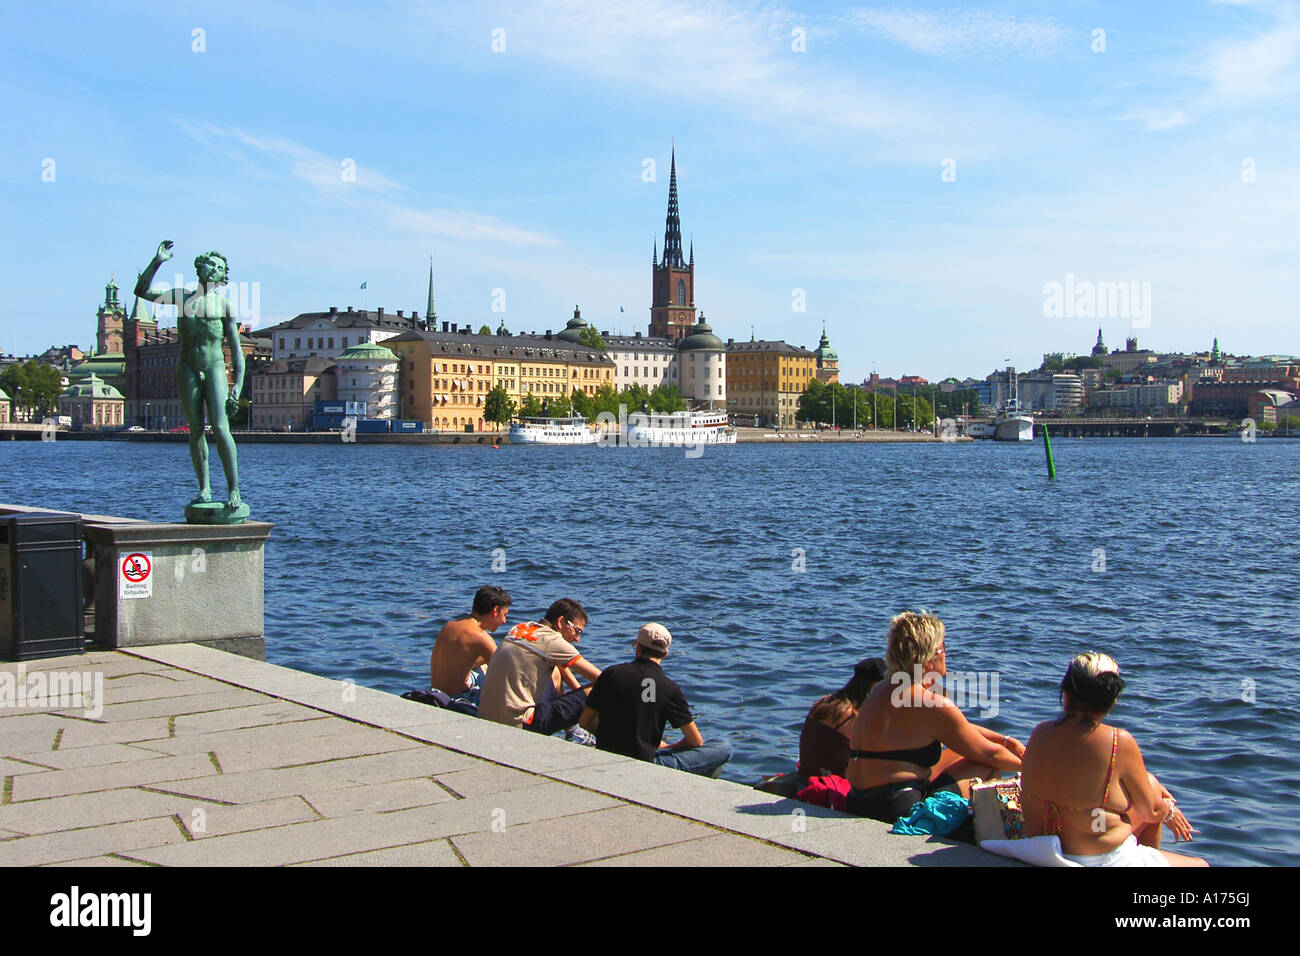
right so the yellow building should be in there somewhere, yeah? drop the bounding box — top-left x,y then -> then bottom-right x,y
384,329 -> 614,430
59,372 -> 125,429
725,339 -> 817,428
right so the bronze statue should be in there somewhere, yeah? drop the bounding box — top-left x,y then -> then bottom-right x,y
135,240 -> 248,523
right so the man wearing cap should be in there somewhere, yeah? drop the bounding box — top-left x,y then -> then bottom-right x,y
577,623 -> 732,776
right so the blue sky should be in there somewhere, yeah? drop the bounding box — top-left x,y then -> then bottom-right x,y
3,0 -> 1298,381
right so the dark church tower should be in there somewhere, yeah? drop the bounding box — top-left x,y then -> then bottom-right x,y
649,148 -> 696,340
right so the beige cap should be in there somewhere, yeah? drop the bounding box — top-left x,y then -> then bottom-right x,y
636,622 -> 672,653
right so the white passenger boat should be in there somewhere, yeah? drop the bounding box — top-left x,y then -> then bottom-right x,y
992,367 -> 1034,442
508,416 -> 597,444
625,408 -> 737,446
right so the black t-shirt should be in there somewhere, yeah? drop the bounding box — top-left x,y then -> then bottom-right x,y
585,658 -> 693,761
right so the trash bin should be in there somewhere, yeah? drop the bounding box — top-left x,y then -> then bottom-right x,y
0,514 -> 84,660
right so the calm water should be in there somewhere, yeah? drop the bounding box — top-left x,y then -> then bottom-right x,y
4,435 -> 1298,866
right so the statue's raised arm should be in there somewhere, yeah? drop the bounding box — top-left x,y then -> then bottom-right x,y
135,240 -> 184,305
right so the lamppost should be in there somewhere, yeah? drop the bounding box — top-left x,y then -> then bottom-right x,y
145,402 -> 151,431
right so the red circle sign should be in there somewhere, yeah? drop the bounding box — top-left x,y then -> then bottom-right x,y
122,553 -> 151,583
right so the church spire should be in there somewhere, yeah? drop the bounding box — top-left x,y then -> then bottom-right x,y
426,256 -> 437,325
662,146 -> 685,268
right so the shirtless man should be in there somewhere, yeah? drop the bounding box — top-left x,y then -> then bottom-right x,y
429,585 -> 511,705
135,240 -> 245,514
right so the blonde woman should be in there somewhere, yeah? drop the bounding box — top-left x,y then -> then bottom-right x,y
845,612 -> 1023,822
1020,653 -> 1207,866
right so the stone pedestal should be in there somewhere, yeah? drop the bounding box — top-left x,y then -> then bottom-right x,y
83,520 -> 274,659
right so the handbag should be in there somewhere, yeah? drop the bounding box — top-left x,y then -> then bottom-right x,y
971,774 -> 1024,843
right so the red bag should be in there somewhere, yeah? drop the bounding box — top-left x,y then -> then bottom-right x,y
796,774 -> 851,811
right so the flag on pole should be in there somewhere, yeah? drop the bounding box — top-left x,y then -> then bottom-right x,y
360,281 -> 367,290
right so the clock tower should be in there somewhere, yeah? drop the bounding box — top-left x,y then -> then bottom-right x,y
650,148 -> 696,340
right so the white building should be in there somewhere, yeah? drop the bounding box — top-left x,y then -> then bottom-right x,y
337,342 -> 399,420
604,332 -> 679,394
263,307 -> 422,363
678,315 -> 727,407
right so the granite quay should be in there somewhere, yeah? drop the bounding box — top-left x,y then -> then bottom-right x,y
0,646 -> 1003,868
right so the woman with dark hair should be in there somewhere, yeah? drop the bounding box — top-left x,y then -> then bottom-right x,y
1020,652 -> 1206,866
797,657 -> 888,783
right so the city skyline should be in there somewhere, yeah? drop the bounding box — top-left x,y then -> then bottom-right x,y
4,1 -> 1298,380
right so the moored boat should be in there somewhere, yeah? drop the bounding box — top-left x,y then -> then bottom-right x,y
507,415 -> 597,444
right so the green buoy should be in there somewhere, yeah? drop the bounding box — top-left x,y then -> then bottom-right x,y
1042,423 -> 1057,479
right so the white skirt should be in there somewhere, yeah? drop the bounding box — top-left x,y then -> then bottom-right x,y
1062,835 -> 1170,867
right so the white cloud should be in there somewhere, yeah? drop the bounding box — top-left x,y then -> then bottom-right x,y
1198,22 -> 1300,99
177,122 -> 556,246
846,6 -> 1067,56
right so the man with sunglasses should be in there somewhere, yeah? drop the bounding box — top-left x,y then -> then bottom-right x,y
479,598 -> 602,736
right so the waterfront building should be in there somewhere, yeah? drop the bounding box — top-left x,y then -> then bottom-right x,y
0,386 -> 9,424
815,326 -> 840,385
336,342 -> 400,420
262,306 -> 422,363
58,372 -> 124,429
1189,361 -> 1300,419
679,315 -> 727,406
725,338 -> 816,428
649,148 -> 696,342
1249,389 -> 1297,426
251,357 -> 337,430
1052,373 -> 1084,412
1089,381 -> 1184,414
384,328 -> 613,431
604,332 -> 679,394
132,326 -> 270,429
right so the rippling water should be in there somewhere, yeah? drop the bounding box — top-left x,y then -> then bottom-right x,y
5,435 -> 1298,865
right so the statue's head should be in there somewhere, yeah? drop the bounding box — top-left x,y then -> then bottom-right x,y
194,251 -> 229,286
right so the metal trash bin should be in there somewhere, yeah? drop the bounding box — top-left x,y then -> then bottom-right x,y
0,514 -> 84,660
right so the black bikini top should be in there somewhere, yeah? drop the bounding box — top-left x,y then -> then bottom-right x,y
849,739 -> 943,767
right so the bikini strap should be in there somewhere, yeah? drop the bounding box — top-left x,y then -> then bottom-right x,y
1100,727 -> 1119,804
833,713 -> 855,732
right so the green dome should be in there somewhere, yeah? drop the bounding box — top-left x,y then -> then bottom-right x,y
69,353 -> 125,380
60,372 -> 123,401
338,342 -> 398,362
556,305 -> 588,343
679,314 -> 724,351
815,331 -> 838,361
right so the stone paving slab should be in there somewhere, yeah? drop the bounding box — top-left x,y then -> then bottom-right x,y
146,747 -> 480,805
171,700 -> 331,735
30,742 -> 179,771
9,751 -> 217,802
179,796 -> 321,839
42,855 -> 151,867
127,809 -> 448,867
52,716 -> 175,750
295,839 -> 461,867
578,831 -> 810,867
0,817 -> 186,867
301,778 -> 456,817
451,804 -> 715,867
64,687 -> 271,723
133,714 -> 363,756
0,645 -> 1009,867
212,728 -> 425,774
0,788 -> 227,837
